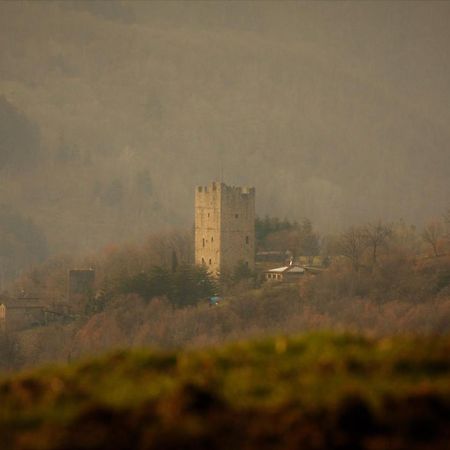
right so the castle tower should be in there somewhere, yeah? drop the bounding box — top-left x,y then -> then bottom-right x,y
195,181 -> 255,276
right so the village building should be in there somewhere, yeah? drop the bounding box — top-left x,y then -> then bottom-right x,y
264,265 -> 305,282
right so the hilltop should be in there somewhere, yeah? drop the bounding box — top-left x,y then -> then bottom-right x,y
1,333 -> 449,449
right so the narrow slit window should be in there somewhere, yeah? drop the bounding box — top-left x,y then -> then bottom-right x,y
209,258 -> 212,265
202,238 -> 205,247
245,236 -> 249,244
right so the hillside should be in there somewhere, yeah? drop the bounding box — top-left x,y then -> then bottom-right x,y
1,333 -> 449,449
0,2 -> 449,258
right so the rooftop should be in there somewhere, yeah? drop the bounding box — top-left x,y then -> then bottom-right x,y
266,265 -> 305,274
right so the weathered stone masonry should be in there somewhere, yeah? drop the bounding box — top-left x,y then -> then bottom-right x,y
195,181 -> 255,275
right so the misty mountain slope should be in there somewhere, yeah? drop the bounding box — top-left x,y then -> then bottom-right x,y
0,2 -> 449,254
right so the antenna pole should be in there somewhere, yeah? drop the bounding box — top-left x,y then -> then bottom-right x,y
219,154 -> 224,183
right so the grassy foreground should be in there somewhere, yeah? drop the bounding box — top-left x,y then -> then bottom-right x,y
0,333 -> 449,450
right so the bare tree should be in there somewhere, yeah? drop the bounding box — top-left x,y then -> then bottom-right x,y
421,220 -> 444,257
338,226 -> 367,271
363,221 -> 392,265
444,209 -> 450,238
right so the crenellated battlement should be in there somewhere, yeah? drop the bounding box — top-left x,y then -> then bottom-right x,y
196,181 -> 255,197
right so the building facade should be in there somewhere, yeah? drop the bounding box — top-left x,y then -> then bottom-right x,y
195,181 -> 255,276
264,265 -> 305,282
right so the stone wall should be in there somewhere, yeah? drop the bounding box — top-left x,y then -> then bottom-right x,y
195,182 -> 222,274
68,269 -> 95,302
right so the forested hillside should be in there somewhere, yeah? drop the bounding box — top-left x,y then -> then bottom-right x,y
0,1 -> 449,264
1,215 -> 448,370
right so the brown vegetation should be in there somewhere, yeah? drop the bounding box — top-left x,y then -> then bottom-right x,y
3,256 -> 449,370
1,211 -> 449,371
1,334 -> 449,450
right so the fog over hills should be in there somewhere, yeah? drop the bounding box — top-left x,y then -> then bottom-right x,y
0,1 -> 449,257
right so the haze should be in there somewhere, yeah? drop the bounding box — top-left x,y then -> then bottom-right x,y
1,0 -> 449,258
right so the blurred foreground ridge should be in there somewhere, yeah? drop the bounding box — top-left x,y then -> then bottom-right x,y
0,333 -> 449,450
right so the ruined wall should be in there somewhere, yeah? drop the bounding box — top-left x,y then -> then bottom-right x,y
195,182 -> 255,276
68,269 -> 95,302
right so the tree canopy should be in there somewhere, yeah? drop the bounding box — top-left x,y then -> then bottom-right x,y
118,264 -> 216,308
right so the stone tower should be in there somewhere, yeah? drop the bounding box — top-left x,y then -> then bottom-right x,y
195,181 -> 255,276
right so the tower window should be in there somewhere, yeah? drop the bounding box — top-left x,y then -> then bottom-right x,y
202,238 -> 205,247
208,213 -> 210,218
245,236 -> 249,244
209,258 -> 212,265
211,236 -> 214,243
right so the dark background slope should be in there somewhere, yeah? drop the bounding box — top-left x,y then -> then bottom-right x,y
0,1 -> 449,256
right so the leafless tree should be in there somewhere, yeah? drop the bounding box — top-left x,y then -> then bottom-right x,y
444,209 -> 450,238
421,220 -> 444,257
363,221 -> 392,265
338,226 -> 367,271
